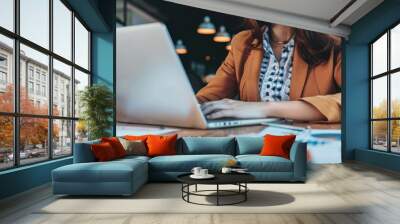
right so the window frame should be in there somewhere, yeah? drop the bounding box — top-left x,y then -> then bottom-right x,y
370,19 -> 400,154
0,0 -> 92,171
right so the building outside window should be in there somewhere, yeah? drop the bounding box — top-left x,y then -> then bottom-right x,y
28,66 -> 34,79
28,81 -> 34,94
0,0 -> 91,170
371,22 -> 400,154
0,71 -> 7,86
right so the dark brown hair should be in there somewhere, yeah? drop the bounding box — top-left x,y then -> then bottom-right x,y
243,19 -> 341,68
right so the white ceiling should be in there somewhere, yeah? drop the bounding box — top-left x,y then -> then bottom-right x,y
225,0 -> 352,22
163,0 -> 384,37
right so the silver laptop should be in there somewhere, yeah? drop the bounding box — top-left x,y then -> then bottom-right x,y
116,23 -> 278,129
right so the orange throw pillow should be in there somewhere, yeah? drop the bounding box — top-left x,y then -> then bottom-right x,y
91,142 -> 117,162
146,134 -> 177,157
259,134 -> 296,159
101,137 -> 127,158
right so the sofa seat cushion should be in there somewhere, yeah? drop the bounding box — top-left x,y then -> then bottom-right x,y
149,154 -> 235,172
236,155 -> 293,172
53,159 -> 147,183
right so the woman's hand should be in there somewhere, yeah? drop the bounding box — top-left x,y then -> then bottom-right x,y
201,98 -> 327,121
201,99 -> 269,119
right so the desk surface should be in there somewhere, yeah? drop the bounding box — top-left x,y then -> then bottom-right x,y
117,122 -> 340,137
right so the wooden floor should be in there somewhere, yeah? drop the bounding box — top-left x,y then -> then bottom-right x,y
1,162 -> 400,224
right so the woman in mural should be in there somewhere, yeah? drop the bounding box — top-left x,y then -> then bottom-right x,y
197,20 -> 342,123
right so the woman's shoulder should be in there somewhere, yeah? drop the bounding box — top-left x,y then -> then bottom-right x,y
231,30 -> 256,51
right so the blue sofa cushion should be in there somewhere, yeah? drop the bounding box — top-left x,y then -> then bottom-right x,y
53,159 -> 147,183
149,154 -> 235,172
73,140 -> 100,163
236,155 -> 293,172
235,137 -> 263,155
178,137 -> 235,155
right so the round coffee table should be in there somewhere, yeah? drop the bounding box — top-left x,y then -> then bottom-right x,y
177,173 -> 255,206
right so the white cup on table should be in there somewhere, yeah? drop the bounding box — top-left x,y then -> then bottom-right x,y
199,169 -> 208,176
191,167 -> 202,176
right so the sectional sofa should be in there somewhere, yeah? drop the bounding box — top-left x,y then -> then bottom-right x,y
52,136 -> 307,196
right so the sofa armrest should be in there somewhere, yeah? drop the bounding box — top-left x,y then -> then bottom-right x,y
73,140 -> 100,163
289,142 -> 307,181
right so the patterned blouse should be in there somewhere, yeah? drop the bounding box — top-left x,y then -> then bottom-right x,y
259,28 -> 295,102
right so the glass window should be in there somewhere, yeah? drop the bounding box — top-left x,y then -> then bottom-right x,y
371,23 -> 400,154
28,67 -> 34,79
0,0 -> 14,31
53,0 -> 72,60
74,18 -> 89,70
0,54 -> 7,67
28,81 -> 34,93
0,116 -> 14,169
53,119 -> 72,158
75,120 -> 88,143
372,121 -> 388,151
372,76 -> 387,119
0,35 -> 13,113
19,117 -> 49,165
20,44 -> 49,115
372,33 -> 387,76
391,72 -> 400,118
0,0 -> 91,170
391,120 -> 400,153
53,59 -> 72,117
74,69 -> 89,118
20,0 -> 49,49
391,24 -> 400,70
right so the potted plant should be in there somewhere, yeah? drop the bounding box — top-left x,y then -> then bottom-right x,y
79,84 -> 113,140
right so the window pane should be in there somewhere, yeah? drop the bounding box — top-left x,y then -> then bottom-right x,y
74,69 -> 89,118
0,35 -> 14,112
74,18 -> 89,70
391,72 -> 400,118
20,117 -> 49,165
75,120 -> 88,143
372,76 -> 387,119
0,0 -> 14,31
20,0 -> 49,49
391,24 -> 400,70
20,44 -> 49,115
0,116 -> 13,170
116,0 -> 124,21
372,121 -> 388,151
372,33 -> 387,76
53,59 -> 72,117
53,119 -> 72,157
391,120 -> 400,153
53,0 -> 72,60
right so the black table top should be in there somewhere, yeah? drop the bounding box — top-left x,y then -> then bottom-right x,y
177,172 -> 255,185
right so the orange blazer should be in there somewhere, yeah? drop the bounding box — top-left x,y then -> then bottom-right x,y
196,30 -> 342,123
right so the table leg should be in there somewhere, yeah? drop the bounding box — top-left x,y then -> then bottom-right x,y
195,184 -> 197,192
187,184 -> 190,202
245,183 -> 247,201
216,184 -> 219,206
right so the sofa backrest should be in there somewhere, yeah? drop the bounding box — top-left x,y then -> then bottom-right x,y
73,140 -> 100,163
177,137 -> 236,155
235,136 -> 263,155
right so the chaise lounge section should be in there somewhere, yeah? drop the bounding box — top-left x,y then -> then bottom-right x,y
52,136 -> 307,196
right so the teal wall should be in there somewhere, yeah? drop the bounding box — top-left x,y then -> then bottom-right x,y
92,32 -> 116,135
344,0 -> 400,171
0,0 -> 115,200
